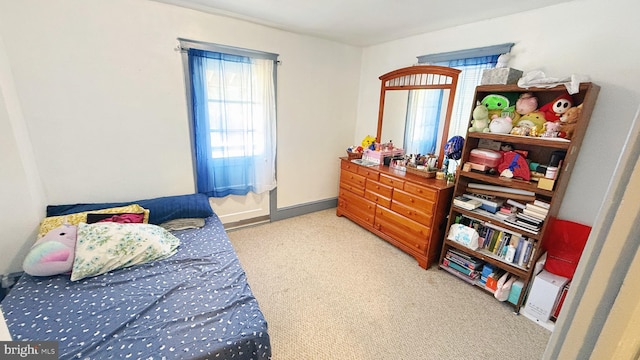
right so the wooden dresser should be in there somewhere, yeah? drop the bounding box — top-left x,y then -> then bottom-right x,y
337,158 -> 454,269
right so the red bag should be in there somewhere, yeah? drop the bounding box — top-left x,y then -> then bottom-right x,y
543,218 -> 591,279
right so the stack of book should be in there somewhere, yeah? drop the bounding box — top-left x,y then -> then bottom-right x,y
501,199 -> 550,234
442,248 -> 484,280
524,200 -> 550,219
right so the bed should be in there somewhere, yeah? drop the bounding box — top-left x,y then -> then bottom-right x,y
0,194 -> 271,360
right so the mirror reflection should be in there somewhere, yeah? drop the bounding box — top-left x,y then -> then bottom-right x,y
380,89 -> 452,157
376,66 -> 460,168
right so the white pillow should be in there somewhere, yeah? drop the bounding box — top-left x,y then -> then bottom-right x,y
71,222 -> 180,281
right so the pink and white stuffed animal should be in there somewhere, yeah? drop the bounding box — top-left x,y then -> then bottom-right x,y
23,224 -> 77,276
541,121 -> 562,138
515,92 -> 538,115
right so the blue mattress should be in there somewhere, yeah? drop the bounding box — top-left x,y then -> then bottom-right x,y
0,215 -> 271,360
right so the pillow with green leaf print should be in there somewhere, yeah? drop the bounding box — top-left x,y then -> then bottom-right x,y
70,222 -> 180,281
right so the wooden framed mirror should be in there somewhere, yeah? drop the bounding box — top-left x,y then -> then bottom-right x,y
376,65 -> 461,169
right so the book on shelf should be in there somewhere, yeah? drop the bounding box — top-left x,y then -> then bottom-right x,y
443,257 -> 480,279
522,207 -> 547,221
513,236 -> 525,265
526,245 -> 538,269
533,199 -> 550,209
504,217 -> 541,234
516,212 -> 544,224
525,203 -> 549,215
446,248 -> 485,270
453,196 -> 482,211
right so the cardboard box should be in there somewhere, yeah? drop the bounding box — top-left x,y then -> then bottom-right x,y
523,270 -> 569,322
481,68 -> 523,85
538,177 -> 556,191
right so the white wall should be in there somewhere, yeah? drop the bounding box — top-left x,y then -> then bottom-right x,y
356,0 -> 640,226
0,33 -> 47,273
0,0 -> 361,273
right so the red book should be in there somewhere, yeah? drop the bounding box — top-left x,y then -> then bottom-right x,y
552,281 -> 571,320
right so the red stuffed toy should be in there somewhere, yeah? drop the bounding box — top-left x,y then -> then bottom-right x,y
498,151 -> 530,181
539,92 -> 573,122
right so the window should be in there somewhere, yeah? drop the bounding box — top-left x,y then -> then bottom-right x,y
204,53 -> 270,158
181,40 -> 278,197
416,43 -> 514,139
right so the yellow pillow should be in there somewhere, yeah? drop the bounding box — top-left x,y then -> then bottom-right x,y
37,204 -> 150,238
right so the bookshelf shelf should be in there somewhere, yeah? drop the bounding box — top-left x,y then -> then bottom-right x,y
444,240 -> 529,278
466,132 -> 572,150
452,206 -> 543,240
439,82 -> 600,313
438,264 -> 496,295
458,171 -> 554,197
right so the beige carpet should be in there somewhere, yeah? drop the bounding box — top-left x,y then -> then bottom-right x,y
228,209 -> 551,360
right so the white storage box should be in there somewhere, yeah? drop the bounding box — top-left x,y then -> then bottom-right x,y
523,270 -> 569,323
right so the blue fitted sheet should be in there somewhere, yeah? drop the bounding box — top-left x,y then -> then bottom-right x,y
0,215 -> 271,360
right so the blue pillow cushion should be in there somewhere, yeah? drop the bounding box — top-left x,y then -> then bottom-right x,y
47,193 -> 213,225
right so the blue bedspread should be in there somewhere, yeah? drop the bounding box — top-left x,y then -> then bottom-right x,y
1,215 -> 271,360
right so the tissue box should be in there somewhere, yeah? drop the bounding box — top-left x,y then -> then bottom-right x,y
481,68 -> 523,85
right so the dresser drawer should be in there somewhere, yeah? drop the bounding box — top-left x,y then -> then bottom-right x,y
403,182 -> 437,202
357,166 -> 380,181
392,188 -> 435,214
390,200 -> 433,227
364,189 -> 391,208
365,180 -> 393,198
340,169 -> 366,192
338,188 -> 376,226
341,159 -> 359,173
379,173 -> 405,189
374,207 -> 429,253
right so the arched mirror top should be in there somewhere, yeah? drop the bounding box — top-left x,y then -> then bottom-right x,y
376,65 -> 461,168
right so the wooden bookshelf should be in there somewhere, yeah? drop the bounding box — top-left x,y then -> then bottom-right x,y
439,82 -> 600,313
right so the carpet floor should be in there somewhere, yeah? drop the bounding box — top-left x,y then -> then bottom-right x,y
228,208 -> 551,360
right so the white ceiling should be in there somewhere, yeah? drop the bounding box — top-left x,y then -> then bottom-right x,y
153,0 -> 573,46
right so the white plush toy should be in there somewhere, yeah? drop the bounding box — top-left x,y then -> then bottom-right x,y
489,114 -> 513,134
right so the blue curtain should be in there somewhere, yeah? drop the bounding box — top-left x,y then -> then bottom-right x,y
437,55 -> 499,68
436,55 -> 500,138
404,89 -> 444,155
188,49 -> 276,197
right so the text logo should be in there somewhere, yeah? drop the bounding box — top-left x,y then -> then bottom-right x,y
1,341 -> 58,359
